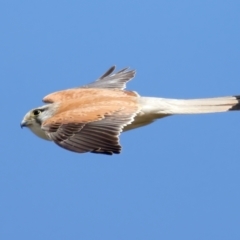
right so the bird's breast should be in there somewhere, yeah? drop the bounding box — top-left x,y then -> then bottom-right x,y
29,124 -> 51,141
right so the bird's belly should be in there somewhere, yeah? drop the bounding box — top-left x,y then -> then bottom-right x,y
123,112 -> 168,132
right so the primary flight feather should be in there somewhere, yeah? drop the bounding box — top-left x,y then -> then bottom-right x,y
21,66 -> 240,155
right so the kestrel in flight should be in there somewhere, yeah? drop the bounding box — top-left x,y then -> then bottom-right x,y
21,66 -> 240,155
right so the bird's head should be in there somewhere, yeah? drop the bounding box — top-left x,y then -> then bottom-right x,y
20,105 -> 52,140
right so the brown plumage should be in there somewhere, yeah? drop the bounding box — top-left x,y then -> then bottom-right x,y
21,66 -> 240,155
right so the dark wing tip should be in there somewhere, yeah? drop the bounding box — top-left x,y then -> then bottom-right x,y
91,148 -> 121,155
81,65 -> 136,90
99,66 -> 116,79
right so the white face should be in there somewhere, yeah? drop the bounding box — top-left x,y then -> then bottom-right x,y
27,119 -> 51,140
21,104 -> 56,141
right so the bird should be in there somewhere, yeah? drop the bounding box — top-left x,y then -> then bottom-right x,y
21,66 -> 240,155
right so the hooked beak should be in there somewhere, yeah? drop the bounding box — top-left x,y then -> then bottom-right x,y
20,120 -> 29,128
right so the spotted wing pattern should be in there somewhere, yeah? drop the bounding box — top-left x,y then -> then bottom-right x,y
43,88 -> 138,103
43,66 -> 136,104
41,66 -> 139,154
42,109 -> 138,155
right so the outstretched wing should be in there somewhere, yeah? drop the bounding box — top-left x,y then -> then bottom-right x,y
42,66 -> 137,104
81,66 -> 135,90
41,99 -> 140,155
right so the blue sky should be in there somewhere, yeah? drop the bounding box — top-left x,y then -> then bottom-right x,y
1,1 -> 240,239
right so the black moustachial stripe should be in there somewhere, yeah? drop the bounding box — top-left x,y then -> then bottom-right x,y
35,117 -> 43,126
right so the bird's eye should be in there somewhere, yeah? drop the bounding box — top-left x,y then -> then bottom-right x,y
33,109 -> 42,116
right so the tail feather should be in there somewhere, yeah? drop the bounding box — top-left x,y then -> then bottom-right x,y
140,95 -> 240,115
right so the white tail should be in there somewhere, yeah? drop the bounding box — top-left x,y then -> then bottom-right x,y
140,95 -> 240,115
